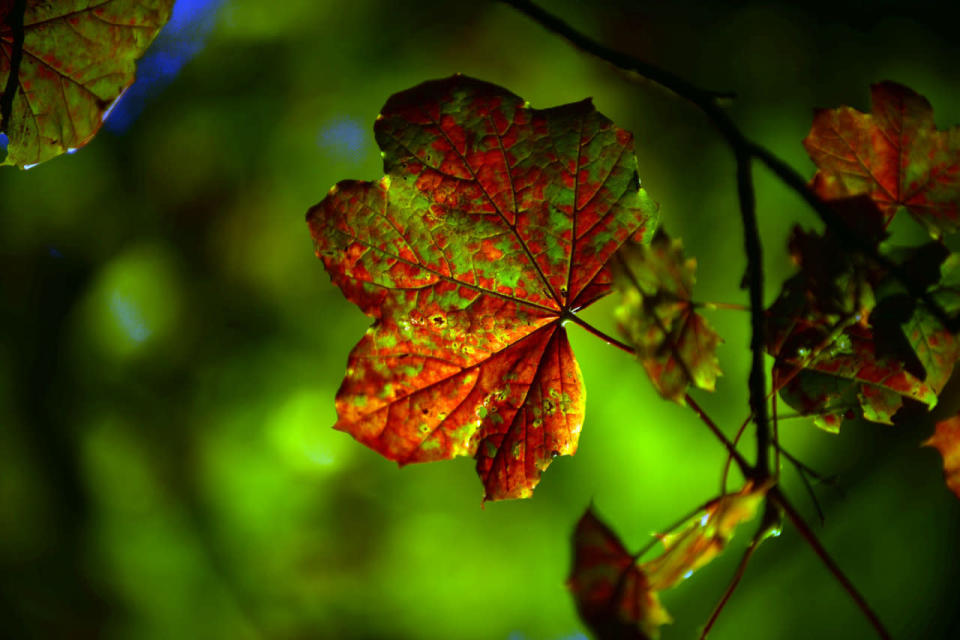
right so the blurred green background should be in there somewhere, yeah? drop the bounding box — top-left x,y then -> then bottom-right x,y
2,1 -> 959,638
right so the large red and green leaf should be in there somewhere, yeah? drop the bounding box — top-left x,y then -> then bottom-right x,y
803,82 -> 960,237
925,414 -> 960,499
612,229 -> 722,404
0,0 -> 174,168
308,75 -> 658,500
569,484 -> 765,639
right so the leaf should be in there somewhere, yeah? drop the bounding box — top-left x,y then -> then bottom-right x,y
765,200 -> 954,430
612,229 -> 722,403
803,82 -> 960,237
773,320 -> 937,431
0,0 -> 174,168
641,482 -> 767,591
308,75 -> 658,500
925,414 -> 960,499
897,252 -> 960,395
569,508 -> 671,640
568,484 -> 766,639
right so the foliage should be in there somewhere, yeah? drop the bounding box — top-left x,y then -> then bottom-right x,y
804,82 -> 960,238
308,75 -> 657,500
3,2 -> 960,640
0,0 -> 173,168
612,229 -> 722,404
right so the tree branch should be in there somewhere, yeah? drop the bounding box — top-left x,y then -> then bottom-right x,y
734,148 -> 770,479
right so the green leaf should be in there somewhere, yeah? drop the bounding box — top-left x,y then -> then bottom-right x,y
0,0 -> 174,168
308,75 -> 658,501
612,229 -> 722,404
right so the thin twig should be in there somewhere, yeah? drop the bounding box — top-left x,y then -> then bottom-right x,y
498,0 -> 734,104
770,487 -> 892,640
564,312 -> 636,356
699,533 -> 761,639
685,393 -> 752,478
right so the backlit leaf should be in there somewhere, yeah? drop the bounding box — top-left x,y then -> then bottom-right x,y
899,253 -> 960,396
803,82 -> 960,237
612,229 -> 722,404
568,484 -> 765,639
0,0 -> 174,168
641,482 -> 767,591
925,414 -> 960,499
569,508 -> 671,640
308,76 -> 658,500
773,319 -> 936,431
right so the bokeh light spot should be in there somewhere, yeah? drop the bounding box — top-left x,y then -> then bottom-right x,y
267,388 -> 350,473
316,118 -> 368,164
82,245 -> 183,360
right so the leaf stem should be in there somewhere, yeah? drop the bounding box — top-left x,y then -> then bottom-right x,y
770,488 -> 892,640
699,534 -> 760,639
685,394 -> 752,479
563,312 -> 636,356
568,313 -> 754,480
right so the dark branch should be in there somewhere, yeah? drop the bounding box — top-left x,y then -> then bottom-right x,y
735,149 -> 770,479
498,0 -> 734,104
699,530 -> 760,638
0,0 -> 27,136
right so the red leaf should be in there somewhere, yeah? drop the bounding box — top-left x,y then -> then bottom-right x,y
0,0 -> 174,168
804,82 -> 960,237
308,76 -> 658,500
925,414 -> 960,499
568,484 -> 765,639
569,508 -> 671,640
773,320 -> 936,431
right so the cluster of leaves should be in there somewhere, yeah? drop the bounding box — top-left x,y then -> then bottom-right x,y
767,83 -> 960,436
0,0 -> 173,168
310,76 -> 960,638
7,1 -> 958,637
568,484 -> 767,640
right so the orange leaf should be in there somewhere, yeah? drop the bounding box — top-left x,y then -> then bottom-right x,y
925,414 -> 960,499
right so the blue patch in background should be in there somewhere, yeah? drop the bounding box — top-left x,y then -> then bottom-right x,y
103,0 -> 225,133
